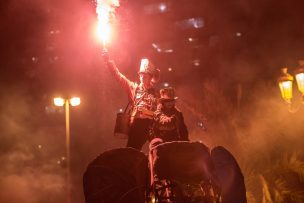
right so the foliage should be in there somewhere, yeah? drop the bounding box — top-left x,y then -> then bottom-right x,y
179,79 -> 304,203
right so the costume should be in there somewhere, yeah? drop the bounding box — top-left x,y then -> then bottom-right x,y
148,87 -> 189,192
149,87 -> 189,148
106,59 -> 159,150
150,104 -> 189,144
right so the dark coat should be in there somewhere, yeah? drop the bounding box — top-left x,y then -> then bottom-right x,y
150,104 -> 189,142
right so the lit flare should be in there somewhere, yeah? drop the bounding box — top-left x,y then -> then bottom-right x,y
95,0 -> 120,48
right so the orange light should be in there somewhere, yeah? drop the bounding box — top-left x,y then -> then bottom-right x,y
295,73 -> 304,94
279,81 -> 293,102
295,60 -> 304,95
54,97 -> 65,106
278,68 -> 294,103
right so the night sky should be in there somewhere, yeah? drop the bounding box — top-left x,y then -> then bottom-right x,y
1,0 -> 304,202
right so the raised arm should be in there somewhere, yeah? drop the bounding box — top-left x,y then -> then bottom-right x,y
102,51 -> 137,101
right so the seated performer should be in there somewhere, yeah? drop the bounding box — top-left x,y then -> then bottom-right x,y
148,87 -> 189,200
103,51 -> 160,150
149,87 -> 189,149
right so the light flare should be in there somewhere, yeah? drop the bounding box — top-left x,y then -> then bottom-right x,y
95,0 -> 120,48
54,98 -> 65,107
69,97 -> 81,106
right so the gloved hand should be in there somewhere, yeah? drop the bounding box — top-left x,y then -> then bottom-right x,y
102,49 -> 110,63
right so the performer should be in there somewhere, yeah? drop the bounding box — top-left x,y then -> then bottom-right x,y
103,51 -> 160,150
149,87 -> 189,149
148,87 -> 189,189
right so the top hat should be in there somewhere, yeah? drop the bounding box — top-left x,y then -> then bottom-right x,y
138,58 -> 160,83
159,87 -> 178,102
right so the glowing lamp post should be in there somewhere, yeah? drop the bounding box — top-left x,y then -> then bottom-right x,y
278,68 -> 294,103
278,61 -> 304,112
294,62 -> 304,95
53,97 -> 81,203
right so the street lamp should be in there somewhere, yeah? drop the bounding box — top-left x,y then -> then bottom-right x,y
294,60 -> 304,95
53,97 -> 81,203
278,68 -> 294,103
278,60 -> 304,112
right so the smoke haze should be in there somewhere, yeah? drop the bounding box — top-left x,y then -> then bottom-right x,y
1,0 -> 304,202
